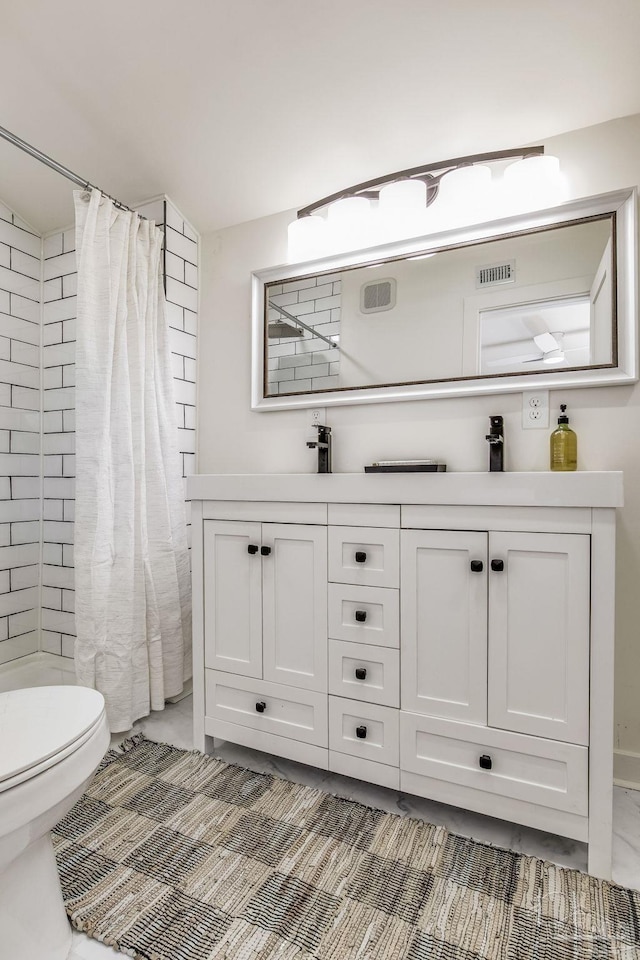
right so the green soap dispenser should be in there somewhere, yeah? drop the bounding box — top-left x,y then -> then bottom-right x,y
550,404 -> 577,471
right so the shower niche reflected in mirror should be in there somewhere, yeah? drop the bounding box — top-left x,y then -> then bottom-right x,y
252,188 -> 637,410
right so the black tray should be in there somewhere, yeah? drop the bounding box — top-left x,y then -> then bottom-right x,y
364,463 -> 447,473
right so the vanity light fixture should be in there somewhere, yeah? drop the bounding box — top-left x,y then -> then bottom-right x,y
287,146 -> 567,262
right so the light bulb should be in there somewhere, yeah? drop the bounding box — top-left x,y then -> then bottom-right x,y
287,215 -> 328,262
501,155 -> 566,215
326,196 -> 372,253
377,179 -> 428,241
432,164 -> 493,229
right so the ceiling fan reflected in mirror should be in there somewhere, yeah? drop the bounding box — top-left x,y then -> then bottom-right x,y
486,314 -> 567,367
487,332 -> 566,366
528,330 -> 565,364
524,316 -> 565,363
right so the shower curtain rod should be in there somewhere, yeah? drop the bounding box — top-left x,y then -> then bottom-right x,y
0,123 -> 137,214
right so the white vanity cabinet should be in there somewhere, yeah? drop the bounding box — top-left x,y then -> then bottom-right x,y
189,472 -> 622,879
198,503 -> 329,770
326,509 -> 402,789
401,528 -> 590,743
203,518 -> 327,691
399,521 -> 592,849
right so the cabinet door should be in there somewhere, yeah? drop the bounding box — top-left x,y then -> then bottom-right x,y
203,520 -> 262,678
488,531 -> 590,745
262,523 -> 328,692
401,529 -> 488,724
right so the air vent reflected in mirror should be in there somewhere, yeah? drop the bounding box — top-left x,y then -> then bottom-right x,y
476,260 -> 515,287
360,277 -> 397,313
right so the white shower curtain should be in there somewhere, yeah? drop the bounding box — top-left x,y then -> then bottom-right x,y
74,188 -> 192,732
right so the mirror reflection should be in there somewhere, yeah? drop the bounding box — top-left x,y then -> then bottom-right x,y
264,215 -> 614,397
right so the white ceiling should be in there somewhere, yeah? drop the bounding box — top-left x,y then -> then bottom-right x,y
2,0 -> 640,236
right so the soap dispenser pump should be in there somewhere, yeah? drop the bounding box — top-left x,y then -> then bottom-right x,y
550,404 -> 577,471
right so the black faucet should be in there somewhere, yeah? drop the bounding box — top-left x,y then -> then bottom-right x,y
485,415 -> 504,472
306,424 -> 332,474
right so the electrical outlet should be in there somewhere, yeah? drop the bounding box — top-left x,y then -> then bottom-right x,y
522,390 -> 549,429
311,409 -> 323,426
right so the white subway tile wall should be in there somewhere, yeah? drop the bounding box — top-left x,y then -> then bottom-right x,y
41,198 -> 198,659
0,203 -> 41,665
267,276 -> 341,394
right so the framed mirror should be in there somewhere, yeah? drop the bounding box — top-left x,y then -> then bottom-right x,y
251,188 -> 637,410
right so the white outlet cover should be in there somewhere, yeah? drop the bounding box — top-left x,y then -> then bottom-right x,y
522,390 -> 549,429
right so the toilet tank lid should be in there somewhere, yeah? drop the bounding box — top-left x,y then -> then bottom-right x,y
0,685 -> 106,785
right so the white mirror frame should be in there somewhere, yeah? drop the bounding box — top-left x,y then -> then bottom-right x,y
251,188 -> 637,411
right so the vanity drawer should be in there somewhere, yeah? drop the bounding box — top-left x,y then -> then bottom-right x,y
328,639 -> 399,707
328,582 -> 399,648
329,696 -> 399,767
206,670 -> 328,748
329,526 -> 399,588
400,712 -> 588,815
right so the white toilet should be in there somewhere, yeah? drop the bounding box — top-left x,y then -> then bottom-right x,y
0,685 -> 109,960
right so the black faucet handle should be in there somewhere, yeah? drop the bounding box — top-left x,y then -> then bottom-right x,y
313,423 -> 331,433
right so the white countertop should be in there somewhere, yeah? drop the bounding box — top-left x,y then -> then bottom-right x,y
187,471 -> 623,508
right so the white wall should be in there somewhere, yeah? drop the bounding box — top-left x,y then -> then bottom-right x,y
198,113 -> 640,771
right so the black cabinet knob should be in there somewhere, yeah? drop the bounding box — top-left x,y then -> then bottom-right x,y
255,701 -> 266,713
490,559 -> 504,572
247,544 -> 259,554
260,545 -> 272,556
355,551 -> 367,563
355,667 -> 367,680
479,754 -> 492,770
356,725 -> 367,739
355,610 -> 367,623
470,560 -> 483,573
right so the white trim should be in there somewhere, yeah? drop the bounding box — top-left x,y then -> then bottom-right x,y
0,650 -> 75,676
587,507 -> 617,878
614,749 -> 640,790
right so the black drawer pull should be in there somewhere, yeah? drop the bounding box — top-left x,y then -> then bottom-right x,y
470,560 -> 483,572
479,754 -> 492,770
356,725 -> 367,739
490,559 -> 504,572
255,701 -> 266,713
247,544 -> 259,554
260,545 -> 272,556
355,610 -> 367,623
355,551 -> 367,563
355,667 -> 367,680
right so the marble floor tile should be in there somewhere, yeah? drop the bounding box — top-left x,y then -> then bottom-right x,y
69,931 -> 121,958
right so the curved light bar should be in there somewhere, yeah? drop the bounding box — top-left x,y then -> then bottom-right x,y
296,146 -> 545,219
287,145 -> 568,262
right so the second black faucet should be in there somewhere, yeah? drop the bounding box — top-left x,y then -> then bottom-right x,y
486,415 -> 504,472
307,423 -> 332,473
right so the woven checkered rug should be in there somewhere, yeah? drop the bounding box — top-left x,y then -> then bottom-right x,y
52,735 -> 640,960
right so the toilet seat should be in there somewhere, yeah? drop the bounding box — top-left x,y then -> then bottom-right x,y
0,686 -> 107,792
